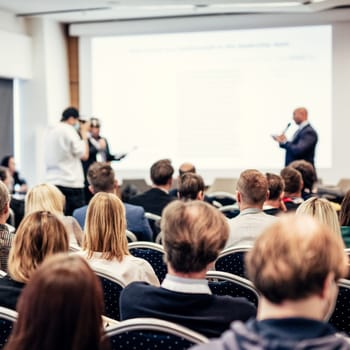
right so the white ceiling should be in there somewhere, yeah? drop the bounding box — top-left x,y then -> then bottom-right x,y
0,0 -> 350,23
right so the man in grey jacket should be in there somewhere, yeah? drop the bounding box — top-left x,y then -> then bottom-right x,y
192,214 -> 350,350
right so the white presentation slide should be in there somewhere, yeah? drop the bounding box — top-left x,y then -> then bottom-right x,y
91,25 -> 332,171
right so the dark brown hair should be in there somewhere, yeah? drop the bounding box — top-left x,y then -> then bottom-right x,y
5,254 -> 108,350
266,173 -> 284,201
280,166 -> 303,195
340,190 -> 350,226
150,159 -> 174,186
178,173 -> 205,201
87,162 -> 115,193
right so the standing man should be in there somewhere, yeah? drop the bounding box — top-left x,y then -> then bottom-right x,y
45,107 -> 90,215
273,107 -> 318,167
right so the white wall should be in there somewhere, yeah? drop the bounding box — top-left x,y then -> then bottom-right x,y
75,12 -> 350,185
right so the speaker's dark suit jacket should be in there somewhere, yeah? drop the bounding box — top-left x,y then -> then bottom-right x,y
120,282 -> 256,338
280,124 -> 318,166
128,188 -> 175,216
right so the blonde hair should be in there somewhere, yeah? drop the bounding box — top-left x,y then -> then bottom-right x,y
25,183 -> 65,216
296,197 -> 341,236
0,181 -> 10,213
8,211 -> 69,283
84,192 -> 128,261
246,214 -> 348,303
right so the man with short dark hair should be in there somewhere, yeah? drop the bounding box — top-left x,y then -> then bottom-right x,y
73,162 -> 153,241
45,107 -> 90,215
226,169 -> 276,247
263,173 -> 286,215
128,159 -> 175,216
280,166 -> 304,211
192,215 -> 350,350
120,200 -> 256,338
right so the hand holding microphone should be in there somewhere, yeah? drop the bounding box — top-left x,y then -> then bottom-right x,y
272,122 -> 291,143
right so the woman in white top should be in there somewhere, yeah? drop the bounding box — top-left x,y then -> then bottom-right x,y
78,192 -> 159,286
25,184 -> 83,249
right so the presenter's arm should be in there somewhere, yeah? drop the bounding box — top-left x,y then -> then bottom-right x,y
280,129 -> 317,156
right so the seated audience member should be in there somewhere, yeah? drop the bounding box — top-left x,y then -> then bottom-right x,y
26,184 -> 83,249
338,190 -> 350,248
169,162 -> 197,197
76,192 -> 159,286
73,162 -> 152,242
4,254 -> 109,350
280,166 -> 304,211
263,173 -> 286,215
0,211 -> 69,309
226,169 -> 276,248
1,155 -> 27,194
0,166 -> 24,229
178,173 -> 205,201
289,159 -> 318,200
296,197 -> 341,236
191,215 -> 349,350
128,159 -> 175,216
120,200 -> 256,338
0,181 -> 15,272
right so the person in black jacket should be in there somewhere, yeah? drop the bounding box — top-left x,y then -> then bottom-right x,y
120,200 -> 256,338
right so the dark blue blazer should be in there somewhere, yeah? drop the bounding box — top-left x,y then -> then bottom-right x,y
73,202 -> 153,241
280,124 -> 318,166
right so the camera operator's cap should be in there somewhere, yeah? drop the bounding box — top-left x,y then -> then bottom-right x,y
61,107 -> 80,121
90,118 -> 101,128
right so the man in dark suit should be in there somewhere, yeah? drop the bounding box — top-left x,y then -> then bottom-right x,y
273,107 -> 318,167
128,159 -> 175,216
73,162 -> 153,241
120,200 -> 256,338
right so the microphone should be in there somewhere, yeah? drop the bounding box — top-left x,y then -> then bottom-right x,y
282,122 -> 291,135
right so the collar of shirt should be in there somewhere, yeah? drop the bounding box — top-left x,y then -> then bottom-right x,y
239,208 -> 263,216
297,120 -> 309,131
161,274 -> 212,294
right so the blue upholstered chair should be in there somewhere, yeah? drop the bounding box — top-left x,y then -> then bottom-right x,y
206,270 -> 259,307
0,306 -> 17,349
128,242 -> 167,283
93,268 -> 126,321
328,278 -> 350,335
106,317 -> 208,350
214,246 -> 251,279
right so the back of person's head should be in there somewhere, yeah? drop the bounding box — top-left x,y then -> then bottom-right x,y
6,254 -> 106,350
61,107 -> 79,121
0,155 -> 12,168
0,166 -> 9,182
178,173 -> 205,201
296,197 -> 341,236
178,162 -> 196,176
87,162 -> 115,193
289,160 -> 317,192
84,192 -> 128,261
340,190 -> 350,226
8,211 -> 69,283
25,183 -> 65,216
237,169 -> 268,206
150,159 -> 174,186
265,173 -> 284,201
0,181 -> 10,216
246,215 -> 347,305
280,166 -> 303,195
162,200 -> 228,273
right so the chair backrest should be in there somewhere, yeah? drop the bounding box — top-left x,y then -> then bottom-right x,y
328,279 -> 350,335
218,204 -> 240,218
144,212 -> 162,240
93,268 -> 126,321
106,317 -> 208,350
0,306 -> 17,349
128,242 -> 167,283
215,246 -> 251,279
205,192 -> 237,207
206,270 -> 259,307
126,230 -> 138,243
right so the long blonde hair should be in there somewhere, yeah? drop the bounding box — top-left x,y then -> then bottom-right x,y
84,192 -> 128,261
25,183 -> 65,216
296,197 -> 341,236
8,211 -> 69,283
